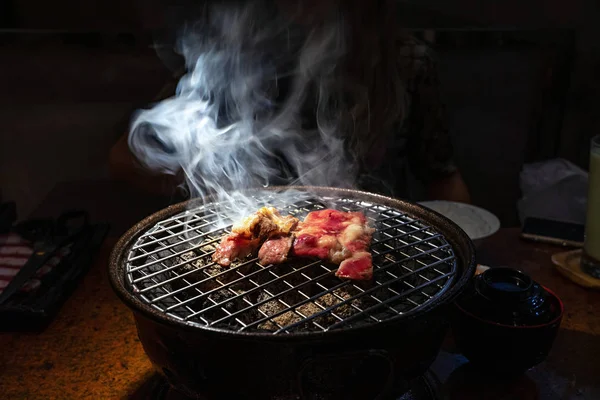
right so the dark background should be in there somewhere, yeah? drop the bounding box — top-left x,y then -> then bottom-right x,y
1,0 -> 598,228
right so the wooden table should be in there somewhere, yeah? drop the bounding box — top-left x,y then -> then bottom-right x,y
0,228 -> 599,399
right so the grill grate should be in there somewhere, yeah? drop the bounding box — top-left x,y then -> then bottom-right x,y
126,193 -> 457,334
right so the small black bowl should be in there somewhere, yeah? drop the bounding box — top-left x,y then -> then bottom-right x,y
451,267 -> 563,374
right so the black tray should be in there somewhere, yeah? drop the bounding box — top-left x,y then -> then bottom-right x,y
0,222 -> 110,332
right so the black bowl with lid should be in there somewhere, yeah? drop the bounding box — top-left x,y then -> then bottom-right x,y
451,267 -> 563,374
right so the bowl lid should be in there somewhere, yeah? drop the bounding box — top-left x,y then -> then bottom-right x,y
456,267 -> 559,327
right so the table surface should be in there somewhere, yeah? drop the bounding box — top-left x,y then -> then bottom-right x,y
0,225 -> 599,399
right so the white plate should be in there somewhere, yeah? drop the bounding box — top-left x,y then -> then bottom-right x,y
418,201 -> 501,241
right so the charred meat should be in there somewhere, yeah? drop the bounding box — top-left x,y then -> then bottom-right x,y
232,206 -> 298,238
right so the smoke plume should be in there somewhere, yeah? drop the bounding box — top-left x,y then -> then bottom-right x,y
129,0 -> 356,220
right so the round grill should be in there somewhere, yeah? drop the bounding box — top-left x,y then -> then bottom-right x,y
124,190 -> 461,335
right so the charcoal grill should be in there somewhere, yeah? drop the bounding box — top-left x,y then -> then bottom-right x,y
110,186 -> 476,400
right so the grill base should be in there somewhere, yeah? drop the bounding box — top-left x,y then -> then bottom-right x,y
132,306 -> 449,400
111,187 -> 476,400
130,372 -> 442,400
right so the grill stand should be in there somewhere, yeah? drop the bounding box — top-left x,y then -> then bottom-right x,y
129,370 -> 442,400
110,187 -> 476,400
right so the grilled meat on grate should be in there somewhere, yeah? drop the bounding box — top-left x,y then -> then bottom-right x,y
258,235 -> 294,265
213,207 -> 299,267
214,207 -> 375,280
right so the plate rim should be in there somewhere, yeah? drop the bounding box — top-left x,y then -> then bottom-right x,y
418,200 -> 501,241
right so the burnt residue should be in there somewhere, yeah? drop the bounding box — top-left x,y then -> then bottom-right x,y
255,286 -> 369,332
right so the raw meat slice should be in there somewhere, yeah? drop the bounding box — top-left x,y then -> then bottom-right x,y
336,251 -> 373,280
292,209 -> 374,280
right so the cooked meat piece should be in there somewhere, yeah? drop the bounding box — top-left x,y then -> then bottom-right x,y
292,209 -> 375,280
212,234 -> 260,267
232,207 -> 298,239
213,207 -> 299,267
258,235 -> 294,265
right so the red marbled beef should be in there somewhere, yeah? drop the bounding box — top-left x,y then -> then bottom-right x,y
292,209 -> 375,280
336,251 -> 373,280
292,234 -> 330,259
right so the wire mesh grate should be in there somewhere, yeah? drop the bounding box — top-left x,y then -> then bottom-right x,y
125,193 -> 457,334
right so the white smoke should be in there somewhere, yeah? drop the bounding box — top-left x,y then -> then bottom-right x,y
129,0 -> 356,221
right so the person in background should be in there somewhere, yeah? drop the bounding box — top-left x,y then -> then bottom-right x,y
109,0 -> 471,204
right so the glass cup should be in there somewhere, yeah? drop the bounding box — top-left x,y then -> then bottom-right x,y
582,135 -> 600,278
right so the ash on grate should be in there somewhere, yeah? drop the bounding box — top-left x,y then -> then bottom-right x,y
315,288 -> 362,319
257,293 -> 304,331
202,288 -> 259,328
256,287 -> 365,332
176,250 -> 257,293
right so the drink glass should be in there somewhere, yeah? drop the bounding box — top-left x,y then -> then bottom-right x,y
582,135 -> 600,278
